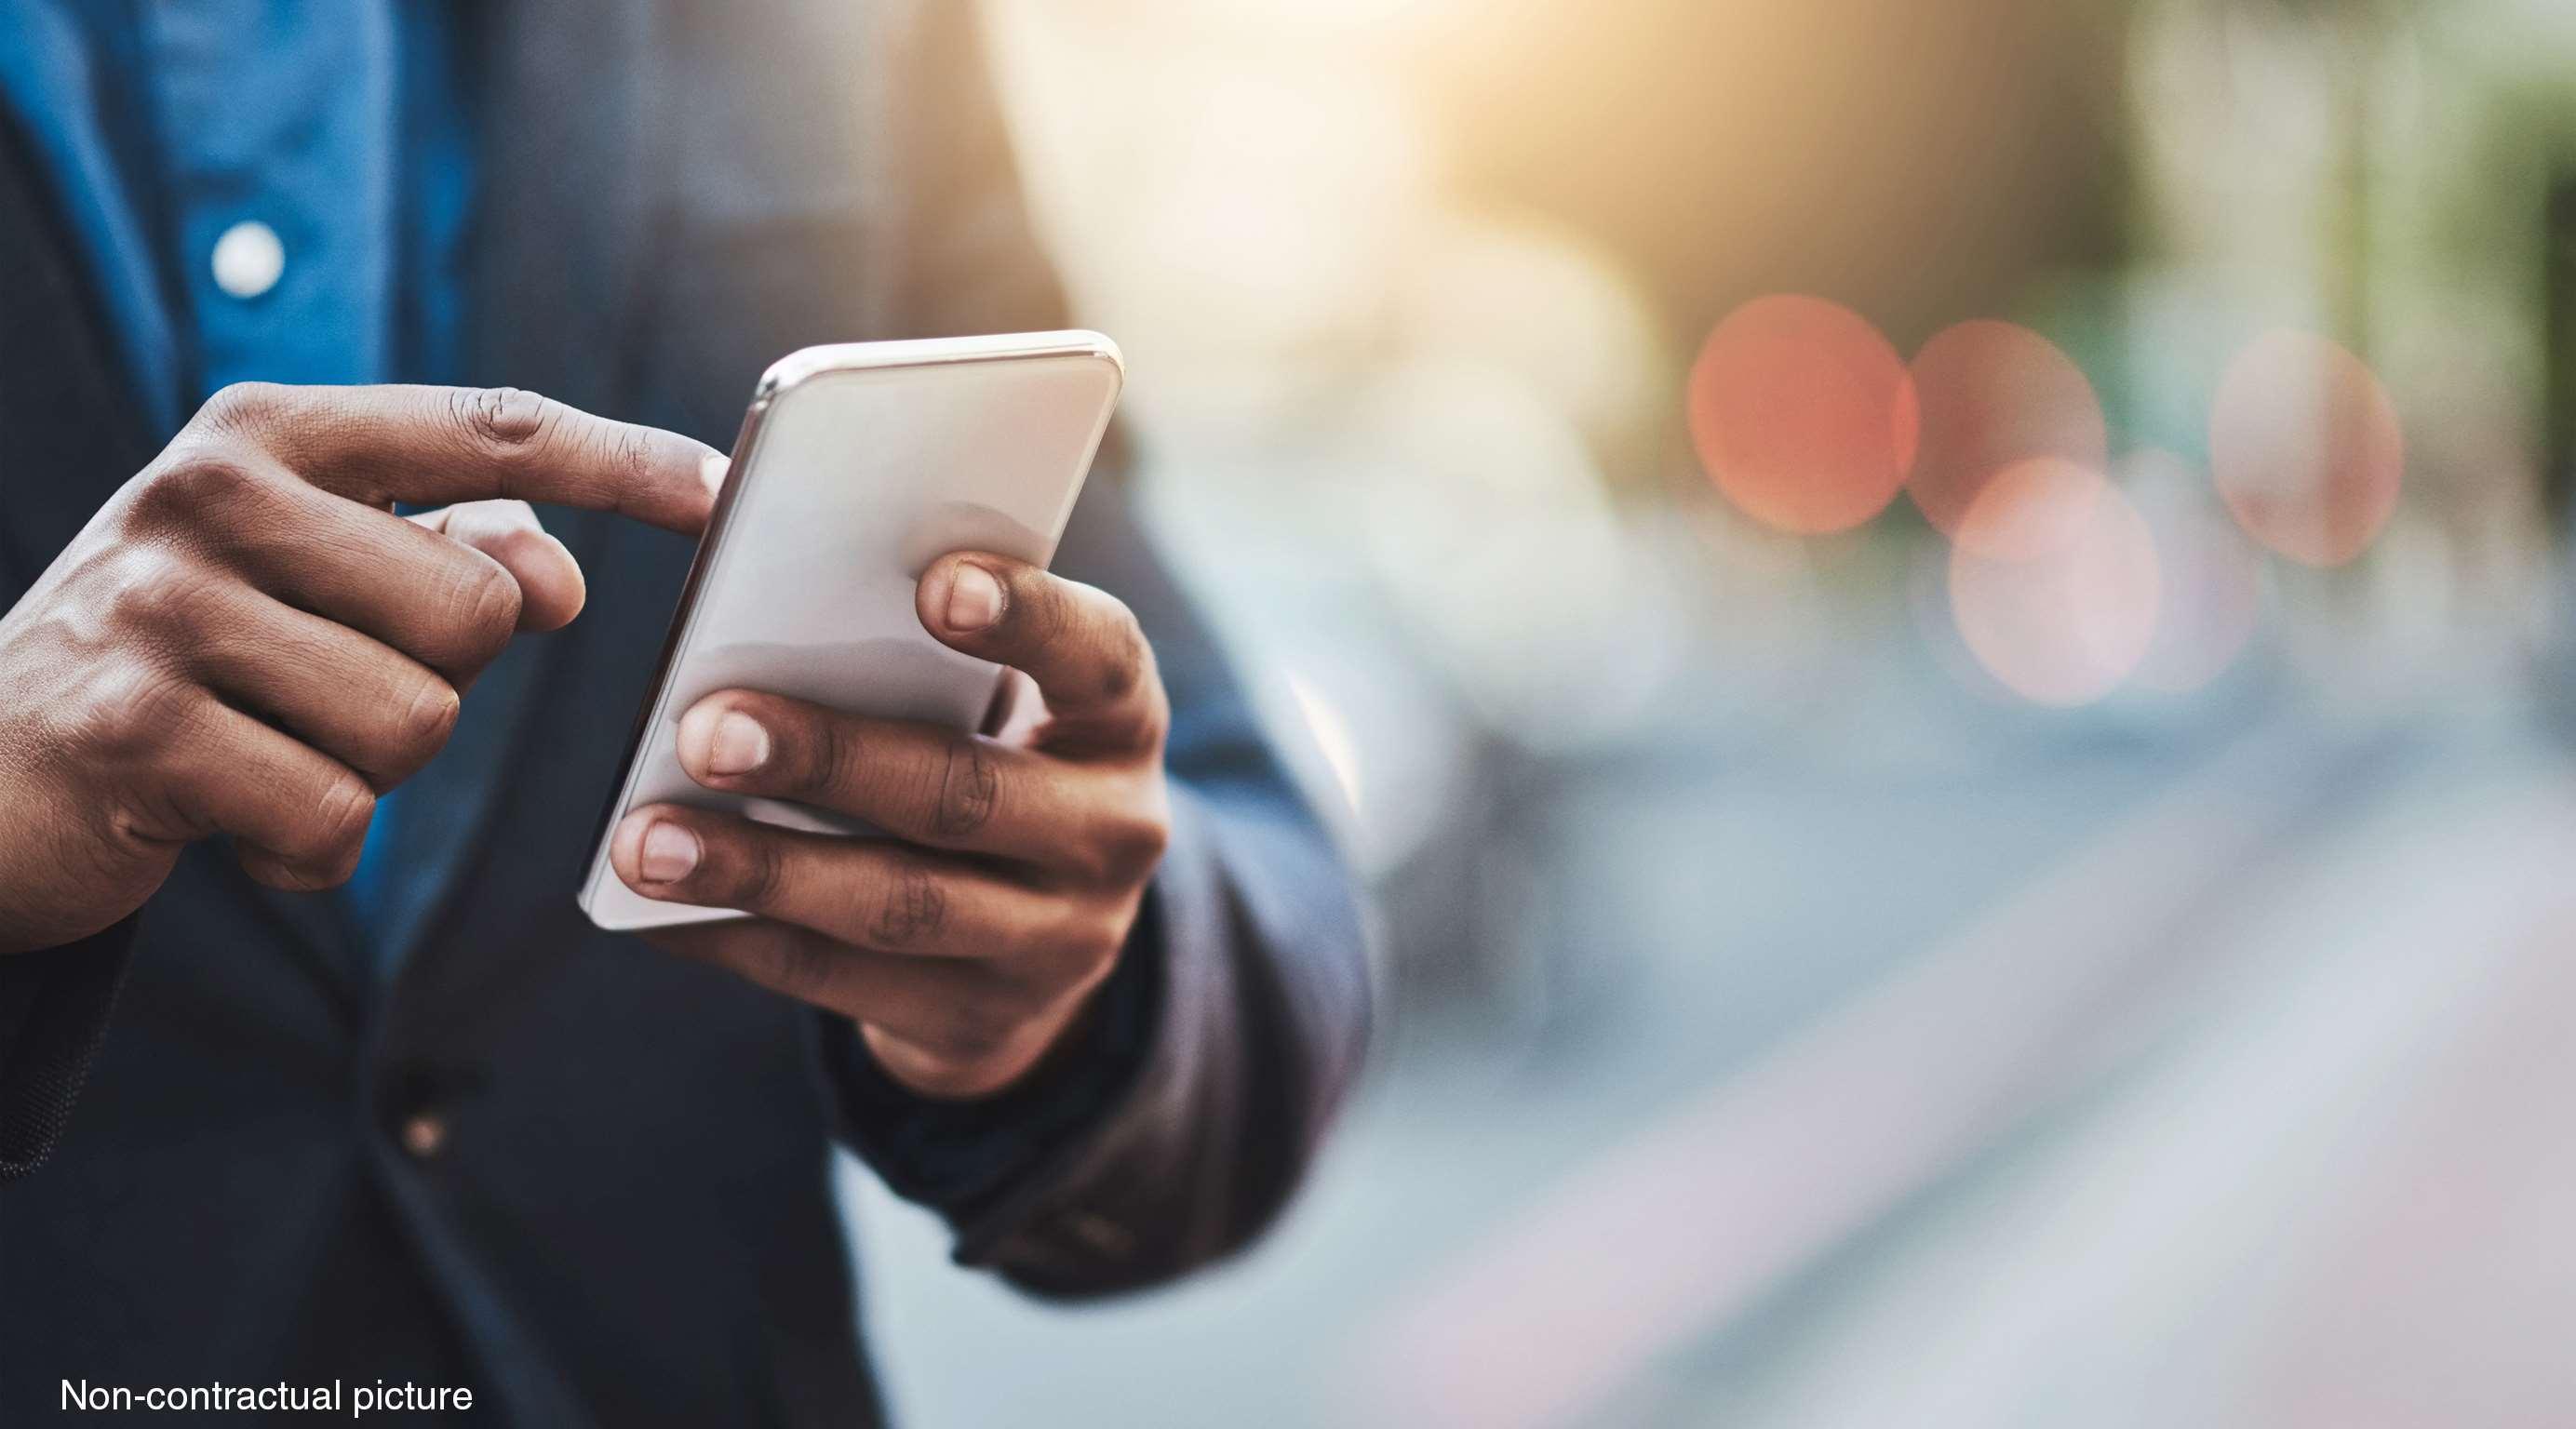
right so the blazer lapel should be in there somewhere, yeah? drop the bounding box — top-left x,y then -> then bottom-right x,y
0,1 -> 185,432
0,107 -> 144,585
370,0 -> 662,983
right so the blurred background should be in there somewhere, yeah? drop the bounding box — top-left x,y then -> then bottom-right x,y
844,1 -> 2576,1423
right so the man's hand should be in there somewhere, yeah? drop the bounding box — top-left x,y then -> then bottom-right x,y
0,382 -> 718,955
608,554 -> 1173,1100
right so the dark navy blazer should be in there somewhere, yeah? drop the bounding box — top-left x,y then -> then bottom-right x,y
0,4 -> 1369,1423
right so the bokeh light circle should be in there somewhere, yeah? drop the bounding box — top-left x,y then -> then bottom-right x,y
2123,448 -> 2264,695
2207,328 -> 2403,568
1906,320 -> 2108,551
1687,294 -> 1917,535
1947,458 -> 2161,706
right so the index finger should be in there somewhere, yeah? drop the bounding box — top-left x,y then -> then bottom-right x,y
198,381 -> 722,535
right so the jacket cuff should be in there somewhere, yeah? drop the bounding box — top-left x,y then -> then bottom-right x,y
941,786 -> 1251,1292
819,893 -> 1164,1221
0,917 -> 136,1182
818,787 -> 1249,1292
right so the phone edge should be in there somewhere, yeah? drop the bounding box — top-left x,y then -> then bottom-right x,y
574,331 -> 1124,930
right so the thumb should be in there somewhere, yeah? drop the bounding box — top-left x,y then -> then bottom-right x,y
409,499 -> 586,632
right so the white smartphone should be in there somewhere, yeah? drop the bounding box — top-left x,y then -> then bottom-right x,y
578,331 -> 1124,931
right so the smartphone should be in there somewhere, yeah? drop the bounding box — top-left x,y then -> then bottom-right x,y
577,331 -> 1124,931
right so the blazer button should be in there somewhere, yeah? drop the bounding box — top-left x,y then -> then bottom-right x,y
398,1111 -> 450,1160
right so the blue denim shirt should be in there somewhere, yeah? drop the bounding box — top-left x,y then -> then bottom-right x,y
0,0 -> 472,947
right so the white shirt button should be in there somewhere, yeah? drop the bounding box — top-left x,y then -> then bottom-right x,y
398,1112 -> 449,1159
210,220 -> 285,300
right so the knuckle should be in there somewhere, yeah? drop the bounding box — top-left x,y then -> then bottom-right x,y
293,779 -> 377,880
451,385 -> 555,456
465,560 -> 524,635
1023,578 -> 1074,648
60,661 -> 197,759
788,709 -> 858,803
1092,606 -> 1150,705
867,863 -> 948,949
726,832 -> 788,911
127,452 -> 263,527
1040,910 -> 1124,977
389,675 -> 463,761
929,739 -> 999,838
196,381 -> 288,434
440,558 -> 522,657
606,421 -> 657,492
101,548 -> 218,634
1100,808 -> 1171,882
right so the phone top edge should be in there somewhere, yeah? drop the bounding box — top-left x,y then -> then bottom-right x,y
754,330 -> 1123,404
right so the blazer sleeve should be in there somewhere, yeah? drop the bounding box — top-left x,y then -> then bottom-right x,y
825,485 -> 1373,1297
818,3 -> 1373,1295
0,919 -> 134,1182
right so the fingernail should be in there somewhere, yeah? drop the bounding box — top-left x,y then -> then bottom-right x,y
699,453 -> 731,497
707,711 -> 771,775
946,563 -> 1003,632
639,821 -> 701,883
